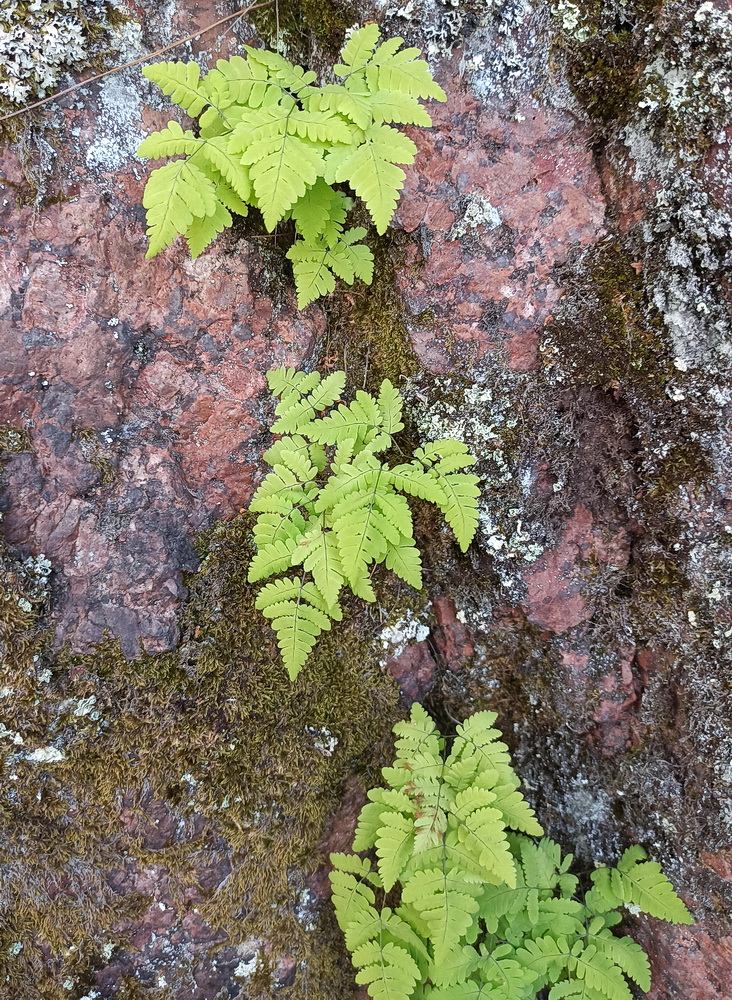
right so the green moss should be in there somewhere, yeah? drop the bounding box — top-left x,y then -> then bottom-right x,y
548,242 -> 672,391
250,0 -> 359,53
554,0 -> 666,131
645,441 -> 712,503
315,230 -> 419,393
0,512 -> 403,996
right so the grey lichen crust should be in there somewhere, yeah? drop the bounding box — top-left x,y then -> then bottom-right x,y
0,0 -> 121,107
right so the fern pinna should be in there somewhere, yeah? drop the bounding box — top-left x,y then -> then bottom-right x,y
247,368 -> 480,680
330,705 -> 693,1000
137,25 -> 445,308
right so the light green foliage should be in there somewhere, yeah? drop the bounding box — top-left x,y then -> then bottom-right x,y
137,25 -> 446,307
248,368 -> 479,680
331,706 -> 693,1000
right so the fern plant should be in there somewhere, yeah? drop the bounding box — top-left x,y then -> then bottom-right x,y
247,368 -> 480,680
136,25 -> 446,308
331,705 -> 693,1000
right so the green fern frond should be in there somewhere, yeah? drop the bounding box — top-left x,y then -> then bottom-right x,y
137,26 -> 444,306
332,707 -> 691,1000
368,89 -> 434,126
199,135 -> 252,201
352,939 -> 421,1000
432,470 -> 481,552
402,867 -> 482,966
377,379 -> 405,435
248,372 -> 480,677
248,462 -> 314,515
376,812 -> 415,892
590,931 -> 651,993
327,123 -> 417,234
307,390 -> 384,446
252,508 -> 308,549
143,61 -> 210,116
369,44 -> 447,102
208,173 -> 250,216
334,23 -> 382,75
567,945 -> 634,1000
303,83 -> 374,128
137,120 -> 201,159
384,542 -> 422,590
247,536 -> 303,583
289,178 -> 347,242
257,582 -> 334,680
330,864 -> 378,931
387,464 -> 447,505
313,452 -> 384,511
230,113 -> 326,230
614,848 -> 693,923
290,525 -> 344,610
483,786 -> 544,838
142,159 -> 218,256
214,53 -> 281,106
266,366 -> 319,399
393,703 -> 442,757
447,712 -> 512,772
244,45 -> 318,93
287,228 -> 374,309
186,201 -> 232,258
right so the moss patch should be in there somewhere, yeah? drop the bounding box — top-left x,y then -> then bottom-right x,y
552,0 -> 665,130
547,242 -> 672,390
314,229 -> 419,393
0,515 -> 402,997
250,0 -> 360,53
0,424 -> 32,455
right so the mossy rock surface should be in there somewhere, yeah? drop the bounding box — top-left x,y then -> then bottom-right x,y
0,519 -> 402,997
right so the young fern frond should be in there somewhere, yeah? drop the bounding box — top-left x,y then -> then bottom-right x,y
247,369 -> 480,679
331,707 -> 693,1000
136,26 -> 445,307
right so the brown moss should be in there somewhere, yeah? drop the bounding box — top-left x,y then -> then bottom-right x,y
0,424 -> 32,455
0,513 -> 402,996
315,229 -> 420,392
71,428 -> 117,485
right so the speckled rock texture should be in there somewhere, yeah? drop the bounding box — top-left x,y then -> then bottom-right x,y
1,0 -> 731,997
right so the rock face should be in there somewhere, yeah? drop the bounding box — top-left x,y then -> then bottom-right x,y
1,0 -> 731,997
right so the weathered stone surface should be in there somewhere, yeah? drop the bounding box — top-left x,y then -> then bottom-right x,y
1,0 -> 732,997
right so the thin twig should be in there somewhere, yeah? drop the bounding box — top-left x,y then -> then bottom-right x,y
0,1 -> 273,123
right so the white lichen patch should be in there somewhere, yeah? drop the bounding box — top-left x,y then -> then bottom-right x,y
0,0 -> 118,105
25,746 -> 65,763
305,726 -> 338,757
550,0 -> 593,42
86,20 -> 146,172
450,193 -> 502,239
380,611 -> 431,659
233,949 -> 263,981
406,375 -> 545,579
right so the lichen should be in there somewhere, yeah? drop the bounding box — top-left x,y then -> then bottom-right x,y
0,1 -> 124,109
